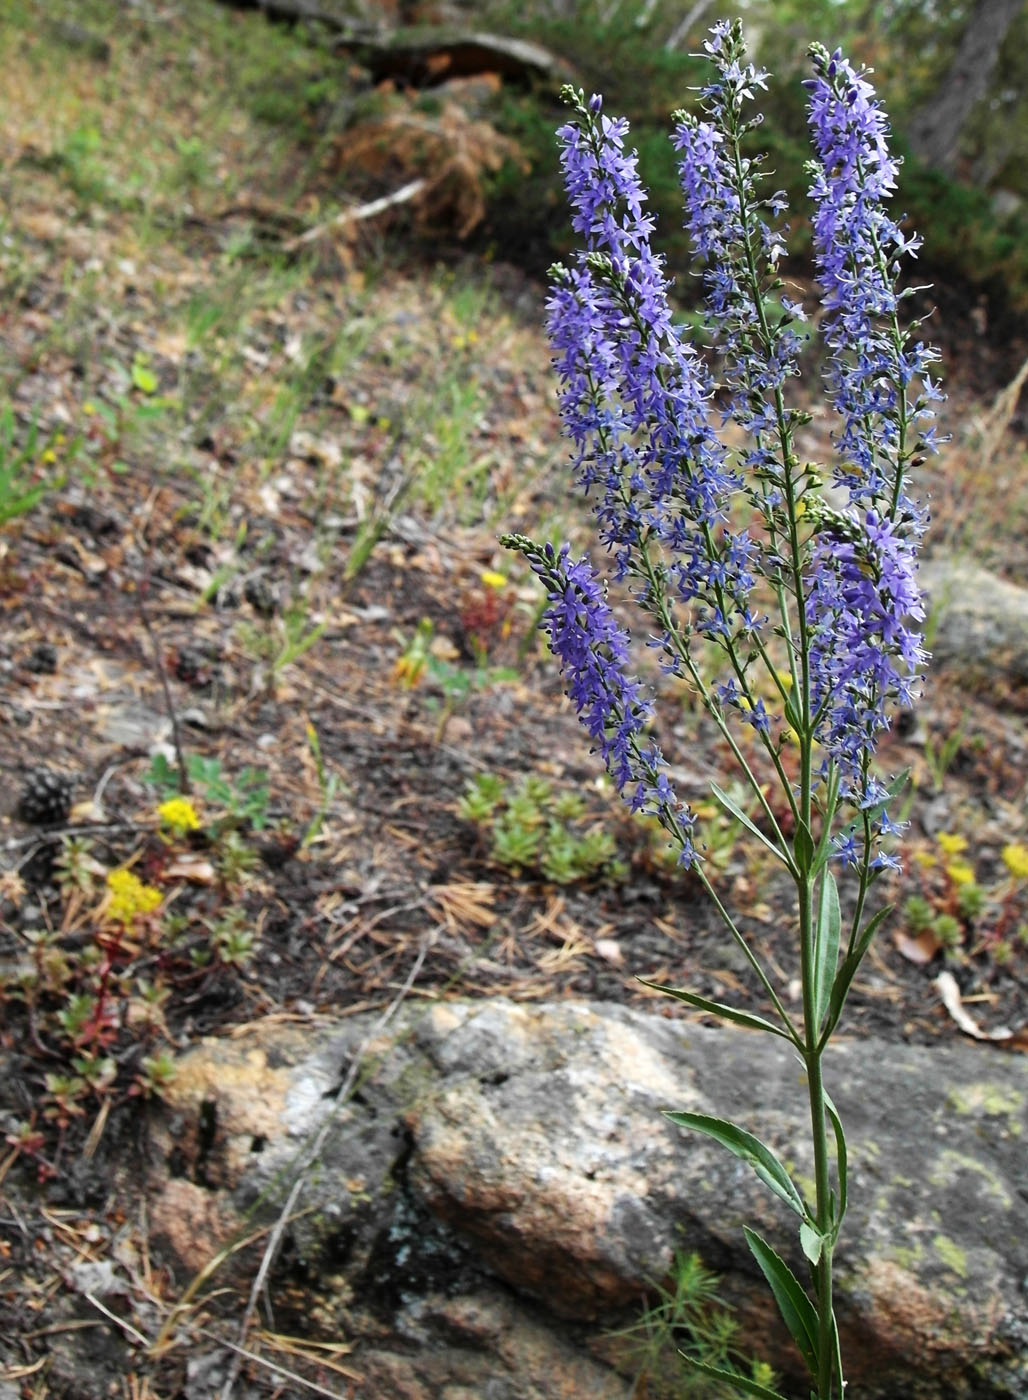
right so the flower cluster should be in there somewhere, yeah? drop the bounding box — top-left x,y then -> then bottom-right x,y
502,534 -> 695,864
547,85 -> 756,649
158,796 -> 202,837
805,42 -> 943,513
805,510 -> 926,831
105,868 -> 162,926
672,22 -> 802,477
507,21 -> 939,873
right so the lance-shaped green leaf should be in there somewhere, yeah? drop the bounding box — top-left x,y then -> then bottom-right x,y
822,904 -> 893,1043
710,782 -> 792,868
677,1353 -> 789,1400
812,869 -> 841,1034
793,818 -> 815,875
637,979 -> 794,1041
663,1111 -> 806,1218
824,1089 -> 848,1232
743,1226 -> 820,1374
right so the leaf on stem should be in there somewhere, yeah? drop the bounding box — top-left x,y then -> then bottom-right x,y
812,869 -> 841,1034
799,1220 -> 825,1265
743,1226 -> 820,1374
823,1089 -> 847,1230
823,904 -> 893,1042
710,781 -> 790,867
637,979 -> 793,1040
677,1353 -> 789,1400
663,1111 -> 806,1218
793,819 -> 815,875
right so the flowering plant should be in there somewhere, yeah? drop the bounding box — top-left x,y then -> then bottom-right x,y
502,20 -> 942,1399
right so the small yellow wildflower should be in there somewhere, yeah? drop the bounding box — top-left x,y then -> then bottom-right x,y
480,570 -> 508,590
82,401 -> 97,416
912,849 -> 937,870
945,860 -> 975,887
106,868 -> 162,925
41,448 -> 57,464
1001,843 -> 1028,880
158,797 -> 201,836
936,832 -> 968,856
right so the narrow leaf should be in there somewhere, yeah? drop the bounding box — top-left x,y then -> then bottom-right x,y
813,870 -> 841,1034
710,782 -> 790,867
663,1111 -> 806,1218
825,904 -> 893,1037
637,979 -> 793,1040
800,1220 -> 824,1265
744,1226 -> 820,1373
793,819 -> 815,874
677,1353 -> 789,1400
823,1090 -> 847,1229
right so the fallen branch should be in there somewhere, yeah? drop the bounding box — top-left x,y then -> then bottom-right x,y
282,177 -> 426,252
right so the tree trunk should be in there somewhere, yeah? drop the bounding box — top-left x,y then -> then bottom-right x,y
907,0 -> 1025,173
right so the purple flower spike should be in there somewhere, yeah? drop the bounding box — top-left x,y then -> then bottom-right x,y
806,43 -> 942,519
501,534 -> 696,865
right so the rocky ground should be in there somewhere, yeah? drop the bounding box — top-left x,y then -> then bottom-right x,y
1,4 -> 1027,1398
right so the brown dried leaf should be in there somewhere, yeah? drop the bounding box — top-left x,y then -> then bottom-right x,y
934,970 -> 1013,1041
894,928 -> 941,965
165,855 -> 216,884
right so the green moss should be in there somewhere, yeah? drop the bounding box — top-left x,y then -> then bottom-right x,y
932,1234 -> 968,1279
946,1082 -> 1024,1127
928,1150 -> 1013,1208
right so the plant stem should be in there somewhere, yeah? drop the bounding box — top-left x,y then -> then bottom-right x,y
800,868 -> 839,1399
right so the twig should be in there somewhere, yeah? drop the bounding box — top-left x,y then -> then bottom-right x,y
665,0 -> 715,50
218,937 -> 430,1400
282,178 -> 426,252
83,1292 -> 151,1347
3,821 -> 143,853
199,1326 -> 357,1399
138,575 -> 190,795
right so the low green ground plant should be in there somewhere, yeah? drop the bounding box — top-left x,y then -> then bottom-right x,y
460,772 -> 625,884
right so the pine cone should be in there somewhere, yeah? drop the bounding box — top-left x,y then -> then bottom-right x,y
16,767 -> 74,825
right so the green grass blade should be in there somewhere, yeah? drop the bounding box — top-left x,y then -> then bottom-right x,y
677,1352 -> 789,1399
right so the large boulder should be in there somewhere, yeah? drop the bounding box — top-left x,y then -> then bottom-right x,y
149,999 -> 1028,1400
920,558 -> 1028,702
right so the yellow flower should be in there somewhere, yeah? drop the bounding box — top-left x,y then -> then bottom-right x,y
480,570 -> 507,590
912,849 -> 937,870
158,797 -> 201,835
106,869 -> 162,925
82,401 -> 97,416
1001,843 -> 1028,880
936,832 -> 968,856
945,860 -> 975,887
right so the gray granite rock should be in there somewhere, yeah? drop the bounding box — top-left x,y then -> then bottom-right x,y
921,558 -> 1028,699
150,1000 -> 1028,1400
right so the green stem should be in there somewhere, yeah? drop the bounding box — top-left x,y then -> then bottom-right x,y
800,871 -> 840,1399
